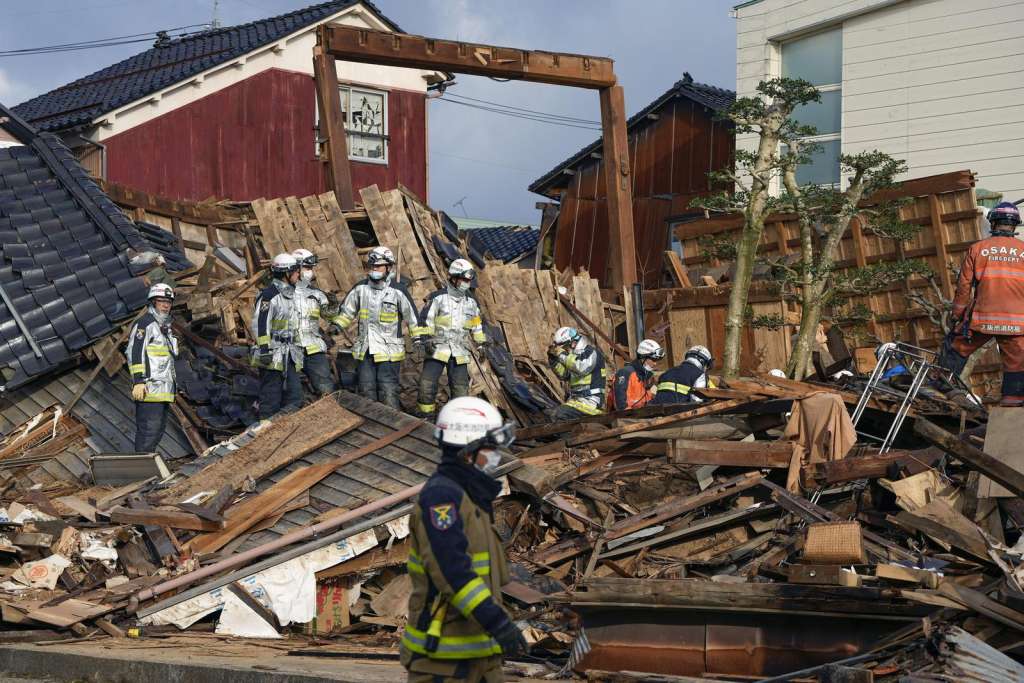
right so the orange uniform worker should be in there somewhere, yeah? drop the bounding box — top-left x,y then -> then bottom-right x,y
941,202 -> 1024,405
611,339 -> 664,410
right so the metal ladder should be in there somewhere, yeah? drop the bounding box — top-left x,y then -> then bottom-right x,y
851,342 -> 979,453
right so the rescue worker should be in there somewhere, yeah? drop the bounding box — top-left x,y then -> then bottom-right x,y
401,396 -> 527,681
126,284 -> 178,452
940,202 -> 1024,405
292,248 -> 345,396
253,253 -> 303,419
547,326 -> 607,420
611,339 -> 664,410
415,259 -> 487,417
336,246 -> 421,409
651,345 -> 714,405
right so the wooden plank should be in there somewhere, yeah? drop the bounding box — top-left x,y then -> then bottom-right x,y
321,24 -> 616,89
664,250 -> 692,287
108,506 -> 222,532
158,395 -> 362,503
381,189 -> 434,302
187,420 -> 422,555
670,439 -> 795,468
297,195 -> 342,293
928,194 -> 954,297
317,192 -> 364,293
567,399 -> 747,448
250,198 -> 286,259
914,417 -> 1024,499
602,85 -> 637,290
313,46 -> 354,209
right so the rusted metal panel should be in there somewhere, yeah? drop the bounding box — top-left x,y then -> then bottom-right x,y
932,625 -> 1024,683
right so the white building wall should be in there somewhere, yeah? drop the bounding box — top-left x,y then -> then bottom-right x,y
94,3 -> 433,142
735,0 -> 1024,202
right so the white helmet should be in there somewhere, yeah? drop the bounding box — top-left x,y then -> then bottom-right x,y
367,246 -> 396,267
434,396 -> 514,448
685,345 -> 713,369
271,252 -> 298,276
875,341 -> 897,360
292,248 -> 318,267
449,258 -> 475,280
552,326 -> 580,347
147,283 -> 174,301
768,368 -> 787,378
636,339 -> 665,360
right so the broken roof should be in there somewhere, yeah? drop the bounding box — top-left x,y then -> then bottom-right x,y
0,104 -> 150,390
465,226 -> 540,264
11,1 -> 401,133
529,73 -> 735,197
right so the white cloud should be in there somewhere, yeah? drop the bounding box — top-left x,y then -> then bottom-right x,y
0,67 -> 34,107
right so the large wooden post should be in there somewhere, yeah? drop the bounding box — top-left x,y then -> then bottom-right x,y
600,85 -> 637,290
313,43 -> 355,210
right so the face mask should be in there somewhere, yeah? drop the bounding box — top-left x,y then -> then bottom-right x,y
300,268 -> 314,284
643,360 -> 657,372
457,281 -> 471,292
368,270 -> 386,281
475,449 -> 502,477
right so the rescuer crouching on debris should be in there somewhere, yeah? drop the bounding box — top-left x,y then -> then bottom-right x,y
252,253 -> 304,419
401,397 -> 527,682
650,344 -> 715,405
611,339 -> 665,410
292,248 -> 345,397
127,283 -> 179,453
415,259 -> 488,418
939,202 -> 1024,406
335,247 -> 421,410
547,326 -> 608,420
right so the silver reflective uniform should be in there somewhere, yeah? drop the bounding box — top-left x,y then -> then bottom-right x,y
252,280 -> 303,371
337,276 -> 422,361
125,308 -> 179,402
293,281 -> 344,356
419,286 -> 486,364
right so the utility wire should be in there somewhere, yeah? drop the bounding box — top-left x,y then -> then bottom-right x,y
0,25 -> 210,57
444,92 -> 599,125
437,97 -> 601,131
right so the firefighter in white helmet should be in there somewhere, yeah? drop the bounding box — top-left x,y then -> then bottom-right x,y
414,259 -> 488,417
651,345 -> 715,405
252,253 -> 303,418
291,248 -> 345,396
335,246 -> 422,409
401,397 -> 527,681
611,339 -> 665,410
547,326 -> 608,420
126,284 -> 179,452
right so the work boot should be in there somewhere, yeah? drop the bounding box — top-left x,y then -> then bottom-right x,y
999,395 -> 1024,407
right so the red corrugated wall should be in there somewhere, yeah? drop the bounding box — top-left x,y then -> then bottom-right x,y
104,68 -> 427,202
553,97 -> 734,289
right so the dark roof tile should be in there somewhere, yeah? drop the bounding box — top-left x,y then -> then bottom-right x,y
12,1 -> 399,132
465,226 -> 540,263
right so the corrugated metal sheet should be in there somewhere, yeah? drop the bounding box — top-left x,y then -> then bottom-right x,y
238,390 -> 441,551
932,625 -> 1024,683
0,365 -> 191,464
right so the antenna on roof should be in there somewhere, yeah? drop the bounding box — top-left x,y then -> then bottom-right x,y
453,197 -> 469,218
211,0 -> 222,29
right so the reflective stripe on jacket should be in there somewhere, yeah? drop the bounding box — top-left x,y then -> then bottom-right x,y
125,309 -> 178,402
337,277 -> 421,361
293,283 -> 344,355
550,339 -> 607,414
953,235 -> 1024,335
251,281 -> 302,371
419,287 -> 486,365
651,359 -> 707,405
401,474 -> 511,660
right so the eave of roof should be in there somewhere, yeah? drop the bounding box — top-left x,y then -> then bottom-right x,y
12,1 -> 401,133
527,74 -> 735,197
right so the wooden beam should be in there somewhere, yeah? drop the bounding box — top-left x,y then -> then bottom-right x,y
914,417 -> 1024,498
664,250 -> 692,287
928,194 -> 955,298
601,85 -> 637,289
320,24 -> 616,89
98,180 -> 240,225
313,45 -> 355,210
109,506 -> 223,532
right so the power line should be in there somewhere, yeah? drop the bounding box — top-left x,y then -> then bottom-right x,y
0,25 -> 210,57
436,97 -> 601,131
442,91 -> 598,124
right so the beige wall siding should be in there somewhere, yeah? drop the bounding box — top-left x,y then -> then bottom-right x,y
735,0 -> 1024,202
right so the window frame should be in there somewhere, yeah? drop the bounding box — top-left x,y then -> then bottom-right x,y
315,83 -> 390,166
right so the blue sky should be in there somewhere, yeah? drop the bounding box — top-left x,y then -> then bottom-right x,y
0,0 -> 737,224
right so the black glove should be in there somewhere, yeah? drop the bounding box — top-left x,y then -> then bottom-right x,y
493,621 -> 528,657
328,323 -> 342,335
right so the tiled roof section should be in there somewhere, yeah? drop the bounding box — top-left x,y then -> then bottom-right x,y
0,104 -> 150,390
465,226 -> 540,263
529,73 -> 735,195
11,1 -> 399,132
